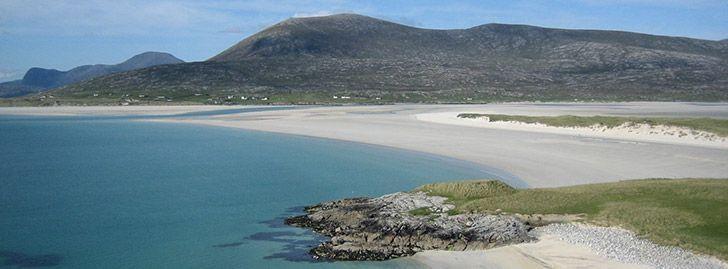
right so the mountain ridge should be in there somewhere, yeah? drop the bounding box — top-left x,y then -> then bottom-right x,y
211,14 -> 727,61
14,14 -> 728,105
0,52 -> 183,98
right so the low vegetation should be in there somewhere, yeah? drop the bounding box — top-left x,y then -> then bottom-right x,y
408,207 -> 433,216
458,114 -> 728,137
416,178 -> 728,260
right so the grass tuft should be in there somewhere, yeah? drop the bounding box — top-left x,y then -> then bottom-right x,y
409,207 -> 433,216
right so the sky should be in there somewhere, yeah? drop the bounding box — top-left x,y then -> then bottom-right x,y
1,0 -> 727,82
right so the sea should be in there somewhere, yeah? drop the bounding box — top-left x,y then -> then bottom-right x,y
0,108 -> 514,268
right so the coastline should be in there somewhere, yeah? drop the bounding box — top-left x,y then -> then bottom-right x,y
409,233 -> 649,269
410,224 -> 727,269
138,103 -> 728,188
2,103 -> 727,268
5,103 -> 725,187
0,105 -> 251,116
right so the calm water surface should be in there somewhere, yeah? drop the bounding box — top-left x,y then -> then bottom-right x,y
0,112 -> 513,268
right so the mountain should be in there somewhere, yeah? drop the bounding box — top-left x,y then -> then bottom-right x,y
29,14 -> 728,105
211,14 -> 727,61
0,52 -> 183,98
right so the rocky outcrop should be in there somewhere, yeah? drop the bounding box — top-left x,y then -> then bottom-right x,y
285,192 -> 533,261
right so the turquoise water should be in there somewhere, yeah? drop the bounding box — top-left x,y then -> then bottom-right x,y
0,113 -> 513,268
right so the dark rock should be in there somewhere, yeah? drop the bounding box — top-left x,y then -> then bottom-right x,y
286,192 -> 533,261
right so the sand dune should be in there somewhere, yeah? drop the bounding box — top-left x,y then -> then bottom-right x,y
416,111 -> 728,149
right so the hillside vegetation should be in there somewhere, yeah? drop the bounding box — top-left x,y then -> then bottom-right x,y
416,179 -> 728,260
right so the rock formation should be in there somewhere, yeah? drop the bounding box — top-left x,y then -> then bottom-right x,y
285,192 -> 532,260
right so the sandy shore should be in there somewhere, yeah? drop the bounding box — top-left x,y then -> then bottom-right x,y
410,234 -> 649,269
3,102 -> 727,268
137,103 -> 728,188
8,103 -> 723,187
410,223 -> 727,269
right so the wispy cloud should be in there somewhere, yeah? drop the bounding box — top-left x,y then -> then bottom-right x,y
576,0 -> 726,8
293,10 -> 336,18
0,0 -> 252,36
0,68 -> 24,82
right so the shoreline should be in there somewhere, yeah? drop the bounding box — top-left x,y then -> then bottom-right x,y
0,105 -> 258,116
409,232 -> 650,269
409,223 -> 727,269
288,184 -> 728,269
132,103 -> 728,187
2,103 -> 727,268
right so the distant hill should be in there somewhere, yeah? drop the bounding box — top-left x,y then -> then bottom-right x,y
0,52 -> 183,98
23,14 -> 728,105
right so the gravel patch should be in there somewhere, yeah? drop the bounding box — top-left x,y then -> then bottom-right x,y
536,223 -> 727,269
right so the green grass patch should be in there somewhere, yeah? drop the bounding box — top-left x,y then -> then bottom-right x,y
457,114 -> 728,137
416,178 -> 728,260
409,207 -> 433,216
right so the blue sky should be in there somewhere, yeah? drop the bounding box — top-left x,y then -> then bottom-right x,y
1,0 -> 727,82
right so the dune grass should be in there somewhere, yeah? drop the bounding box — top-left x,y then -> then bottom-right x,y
457,114 -> 728,137
416,178 -> 728,260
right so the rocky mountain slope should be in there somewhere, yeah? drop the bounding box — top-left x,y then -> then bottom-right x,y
30,14 -> 728,104
0,52 -> 183,98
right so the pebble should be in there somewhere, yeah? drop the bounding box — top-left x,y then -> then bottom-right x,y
536,223 -> 728,269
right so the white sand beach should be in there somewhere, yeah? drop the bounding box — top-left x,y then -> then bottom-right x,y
140,102 -> 728,188
4,103 -> 727,187
3,102 -> 727,268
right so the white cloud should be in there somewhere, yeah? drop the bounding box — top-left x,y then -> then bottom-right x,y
292,10 -> 335,18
